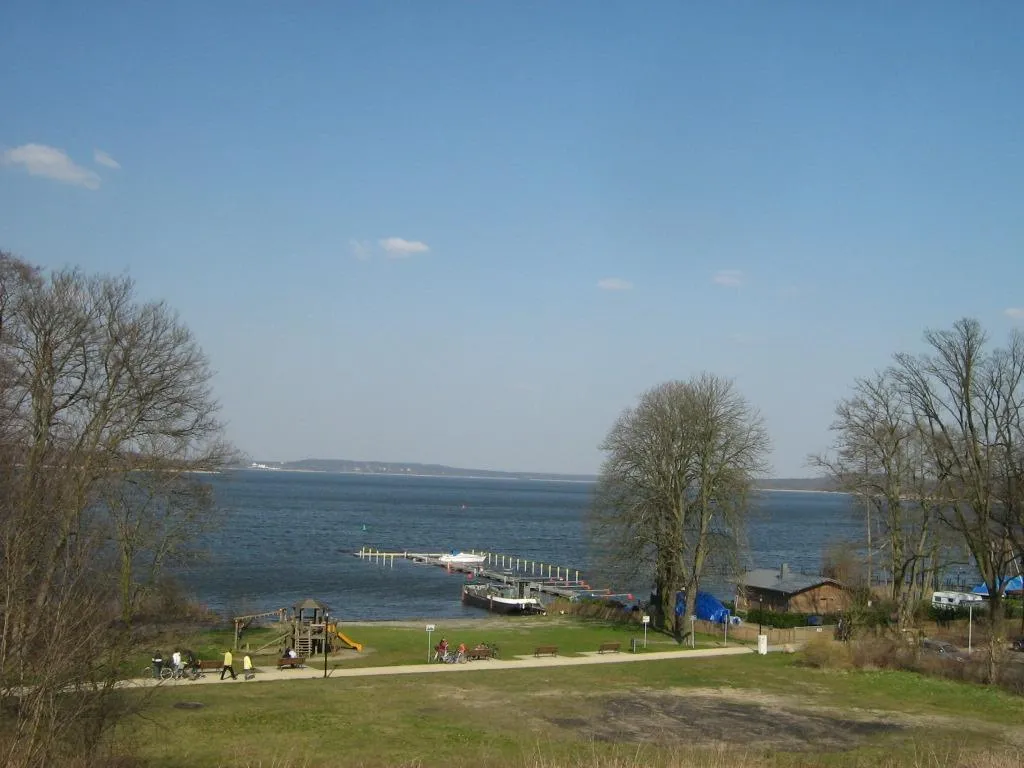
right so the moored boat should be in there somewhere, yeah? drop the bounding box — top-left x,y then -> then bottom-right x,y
461,583 -> 546,615
438,551 -> 486,566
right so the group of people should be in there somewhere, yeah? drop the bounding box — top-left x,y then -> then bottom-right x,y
151,649 -> 198,679
432,638 -> 467,663
149,648 -> 255,681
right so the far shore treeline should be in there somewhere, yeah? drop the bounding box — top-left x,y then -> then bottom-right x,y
242,457 -> 839,493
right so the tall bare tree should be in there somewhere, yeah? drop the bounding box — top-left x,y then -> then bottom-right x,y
891,319 -> 1024,681
0,251 -> 229,766
591,374 -> 770,640
811,371 -> 940,632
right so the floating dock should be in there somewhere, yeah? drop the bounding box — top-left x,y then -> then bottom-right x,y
353,548 -> 635,604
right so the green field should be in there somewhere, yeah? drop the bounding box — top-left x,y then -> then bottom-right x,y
151,616 -> 731,673
121,619 -> 1024,768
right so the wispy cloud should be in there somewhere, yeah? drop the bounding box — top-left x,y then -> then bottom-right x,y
712,269 -> 743,288
349,239 -> 372,261
379,237 -> 430,257
93,149 -> 121,169
1005,308 -> 1024,320
597,278 -> 633,291
1,143 -> 101,189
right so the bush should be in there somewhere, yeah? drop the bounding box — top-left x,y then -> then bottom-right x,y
799,634 -> 853,669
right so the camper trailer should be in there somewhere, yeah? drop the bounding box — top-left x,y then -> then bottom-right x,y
931,591 -> 984,610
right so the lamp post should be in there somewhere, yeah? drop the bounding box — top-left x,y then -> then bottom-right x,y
323,612 -> 330,679
426,624 -> 435,663
758,598 -> 763,635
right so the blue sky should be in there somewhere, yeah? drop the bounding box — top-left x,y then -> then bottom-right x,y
2,2 -> 1023,476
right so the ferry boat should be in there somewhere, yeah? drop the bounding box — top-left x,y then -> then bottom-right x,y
461,583 -> 546,615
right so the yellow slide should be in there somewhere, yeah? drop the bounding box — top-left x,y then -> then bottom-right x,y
328,623 -> 363,652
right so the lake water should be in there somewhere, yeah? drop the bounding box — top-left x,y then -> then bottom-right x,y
177,470 -> 861,621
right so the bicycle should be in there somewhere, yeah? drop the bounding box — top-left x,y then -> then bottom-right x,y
141,664 -> 194,681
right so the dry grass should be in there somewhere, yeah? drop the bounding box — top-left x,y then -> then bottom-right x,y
226,743 -> 1024,768
799,633 -> 854,669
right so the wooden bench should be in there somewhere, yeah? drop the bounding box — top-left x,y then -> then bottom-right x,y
466,646 -> 494,661
277,657 -> 306,668
598,641 -> 621,654
533,645 -> 558,657
197,660 -> 222,672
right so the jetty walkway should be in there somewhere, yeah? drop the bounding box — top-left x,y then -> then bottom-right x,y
354,548 -> 634,602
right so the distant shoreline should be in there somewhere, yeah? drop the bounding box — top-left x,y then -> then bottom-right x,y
238,467 -> 597,484
238,465 -> 839,492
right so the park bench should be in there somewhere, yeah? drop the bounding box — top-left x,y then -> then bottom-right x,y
197,660 -> 222,672
533,645 -> 558,657
277,657 -> 306,668
598,641 -> 621,654
466,646 -> 494,661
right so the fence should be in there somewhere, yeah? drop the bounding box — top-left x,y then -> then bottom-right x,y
692,618 -> 834,645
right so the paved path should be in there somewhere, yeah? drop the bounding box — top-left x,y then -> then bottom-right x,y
130,645 -> 766,688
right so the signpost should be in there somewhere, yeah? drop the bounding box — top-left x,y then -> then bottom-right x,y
323,612 -> 330,679
426,624 -> 435,663
642,614 -> 650,648
968,604 -> 973,655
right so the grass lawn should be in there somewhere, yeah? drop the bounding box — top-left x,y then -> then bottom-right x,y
138,616 -> 741,675
120,621 -> 1024,768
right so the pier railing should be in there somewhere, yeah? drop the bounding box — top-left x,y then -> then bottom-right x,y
354,547 -> 604,601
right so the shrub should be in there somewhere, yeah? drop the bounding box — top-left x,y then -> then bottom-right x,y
799,634 -> 853,669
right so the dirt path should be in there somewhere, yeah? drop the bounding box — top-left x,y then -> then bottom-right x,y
128,645 -> 756,688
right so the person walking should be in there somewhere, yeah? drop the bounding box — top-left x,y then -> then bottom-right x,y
220,649 -> 237,680
171,649 -> 182,677
243,653 -> 254,680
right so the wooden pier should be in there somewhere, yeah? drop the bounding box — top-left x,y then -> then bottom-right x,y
353,548 -> 633,604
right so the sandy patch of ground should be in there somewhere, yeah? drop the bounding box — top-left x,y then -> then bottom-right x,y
538,686 -> 1024,753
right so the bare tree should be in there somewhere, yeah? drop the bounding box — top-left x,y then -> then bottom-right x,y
0,251 -> 229,766
811,371 -> 940,632
891,318 -> 1024,682
591,374 -> 770,641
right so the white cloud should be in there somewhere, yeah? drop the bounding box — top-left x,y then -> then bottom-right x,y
712,269 -> 744,288
93,149 -> 121,169
349,239 -> 372,260
1,143 -> 101,189
378,237 -> 430,257
1006,308 -> 1024,320
597,278 -> 633,291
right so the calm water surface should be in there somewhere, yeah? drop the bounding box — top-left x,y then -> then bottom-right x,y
177,470 -> 859,620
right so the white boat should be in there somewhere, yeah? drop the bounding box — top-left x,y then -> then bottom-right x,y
437,552 -> 486,566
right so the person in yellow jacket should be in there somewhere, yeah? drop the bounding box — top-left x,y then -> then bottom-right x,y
220,649 -> 236,680
243,654 -> 254,680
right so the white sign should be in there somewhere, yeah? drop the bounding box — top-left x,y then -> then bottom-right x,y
642,615 -> 650,625
425,624 -> 435,632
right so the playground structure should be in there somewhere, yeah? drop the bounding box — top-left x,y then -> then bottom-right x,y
232,599 -> 363,655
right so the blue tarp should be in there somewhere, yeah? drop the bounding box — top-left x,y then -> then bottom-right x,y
972,576 -> 1023,596
674,590 -> 731,623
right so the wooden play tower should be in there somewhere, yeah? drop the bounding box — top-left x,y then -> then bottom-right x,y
232,598 -> 363,654
290,598 -> 331,656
